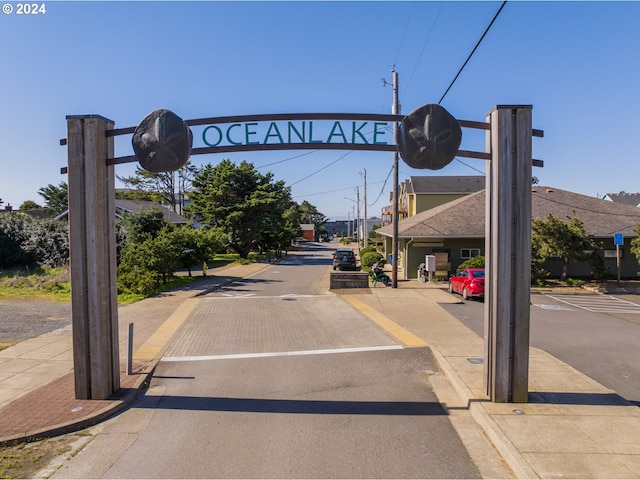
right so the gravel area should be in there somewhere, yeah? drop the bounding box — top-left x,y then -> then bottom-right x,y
0,298 -> 72,342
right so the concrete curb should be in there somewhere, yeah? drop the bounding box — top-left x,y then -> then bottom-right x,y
0,262 -> 273,446
429,346 -> 539,479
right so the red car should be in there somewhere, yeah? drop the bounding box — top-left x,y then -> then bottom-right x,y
448,268 -> 485,300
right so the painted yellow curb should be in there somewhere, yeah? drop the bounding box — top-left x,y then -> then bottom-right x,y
133,298 -> 200,362
342,295 -> 428,347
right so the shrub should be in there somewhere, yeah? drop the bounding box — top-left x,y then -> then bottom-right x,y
359,246 -> 377,256
0,213 -> 69,268
117,230 -> 181,293
360,251 -> 384,271
457,255 -> 484,270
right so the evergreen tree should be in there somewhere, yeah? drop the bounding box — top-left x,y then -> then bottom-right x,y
117,161 -> 197,214
38,182 -> 68,216
185,160 -> 296,258
532,213 -> 606,281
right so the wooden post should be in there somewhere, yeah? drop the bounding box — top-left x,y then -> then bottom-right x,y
67,115 -> 120,400
484,106 -> 532,403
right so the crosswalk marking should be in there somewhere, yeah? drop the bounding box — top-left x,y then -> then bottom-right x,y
209,294 -> 330,300
162,345 -> 404,362
544,294 -> 640,314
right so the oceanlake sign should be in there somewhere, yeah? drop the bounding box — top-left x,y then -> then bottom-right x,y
202,119 -> 391,148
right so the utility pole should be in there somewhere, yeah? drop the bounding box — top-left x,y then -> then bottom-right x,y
391,69 -> 399,287
355,186 -> 361,247
362,168 -> 368,248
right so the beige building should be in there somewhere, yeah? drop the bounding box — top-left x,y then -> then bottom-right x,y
377,186 -> 640,280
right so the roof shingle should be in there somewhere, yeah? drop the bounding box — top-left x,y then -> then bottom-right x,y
377,186 -> 640,238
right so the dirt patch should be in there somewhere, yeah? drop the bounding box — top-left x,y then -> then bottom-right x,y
0,431 -> 94,479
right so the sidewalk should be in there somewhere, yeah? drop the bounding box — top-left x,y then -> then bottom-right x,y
0,262 -> 271,444
350,279 -> 640,479
1,260 -> 640,478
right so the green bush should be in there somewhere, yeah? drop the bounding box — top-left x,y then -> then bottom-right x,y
360,251 -> 384,271
457,255 -> 484,270
0,213 -> 69,268
117,230 -> 181,294
359,246 -> 377,256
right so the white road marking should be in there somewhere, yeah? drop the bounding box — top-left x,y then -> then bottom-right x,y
162,345 -> 404,362
533,304 -> 572,311
208,294 -> 331,300
544,294 -> 640,314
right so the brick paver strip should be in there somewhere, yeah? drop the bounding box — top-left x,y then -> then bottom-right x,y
0,363 -> 150,441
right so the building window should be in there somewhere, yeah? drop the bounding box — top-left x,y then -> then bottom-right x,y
461,248 -> 481,259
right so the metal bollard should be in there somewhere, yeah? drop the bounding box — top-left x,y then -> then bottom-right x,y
127,323 -> 134,375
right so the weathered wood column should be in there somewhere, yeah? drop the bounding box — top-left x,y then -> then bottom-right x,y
67,115 -> 120,400
484,105 -> 532,403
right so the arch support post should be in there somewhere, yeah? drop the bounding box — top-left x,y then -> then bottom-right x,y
67,115 -> 120,400
484,106 -> 532,403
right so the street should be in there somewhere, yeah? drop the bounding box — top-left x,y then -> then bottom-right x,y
52,243 -> 485,479
441,291 -> 640,406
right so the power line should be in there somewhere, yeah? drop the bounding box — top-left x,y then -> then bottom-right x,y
405,1 -> 445,94
291,180 -> 385,201
454,157 -> 485,175
439,1 -> 507,104
392,1 -> 416,68
288,151 -> 353,187
256,151 -> 317,169
370,165 -> 394,206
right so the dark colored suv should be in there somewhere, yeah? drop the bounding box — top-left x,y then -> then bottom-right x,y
333,249 -> 357,271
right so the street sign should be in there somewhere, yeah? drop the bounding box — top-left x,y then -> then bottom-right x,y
614,233 -> 624,245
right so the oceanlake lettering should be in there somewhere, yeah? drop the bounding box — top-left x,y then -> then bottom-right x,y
202,120 -> 389,147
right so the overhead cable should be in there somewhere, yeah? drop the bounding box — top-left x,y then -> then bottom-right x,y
439,1 -> 507,104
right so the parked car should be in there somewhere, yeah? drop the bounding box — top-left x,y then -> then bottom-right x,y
448,268 -> 485,300
333,249 -> 357,271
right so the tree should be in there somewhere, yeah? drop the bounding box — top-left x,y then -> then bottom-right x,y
115,188 -> 160,203
117,229 -> 181,293
532,213 -> 605,281
117,161 -> 198,214
185,160 -> 296,258
631,225 -> 640,272
121,208 -> 170,244
170,225 -> 227,276
298,200 -> 328,240
38,182 -> 68,216
19,200 -> 42,210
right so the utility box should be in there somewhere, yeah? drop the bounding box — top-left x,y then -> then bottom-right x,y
425,255 -> 436,272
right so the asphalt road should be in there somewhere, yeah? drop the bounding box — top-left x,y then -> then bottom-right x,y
52,243 -> 484,479
441,291 -> 640,406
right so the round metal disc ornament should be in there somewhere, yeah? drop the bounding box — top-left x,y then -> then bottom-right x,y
132,109 -> 193,172
397,103 -> 462,170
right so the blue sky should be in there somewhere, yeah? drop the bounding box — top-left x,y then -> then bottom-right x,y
1,1 -> 639,220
